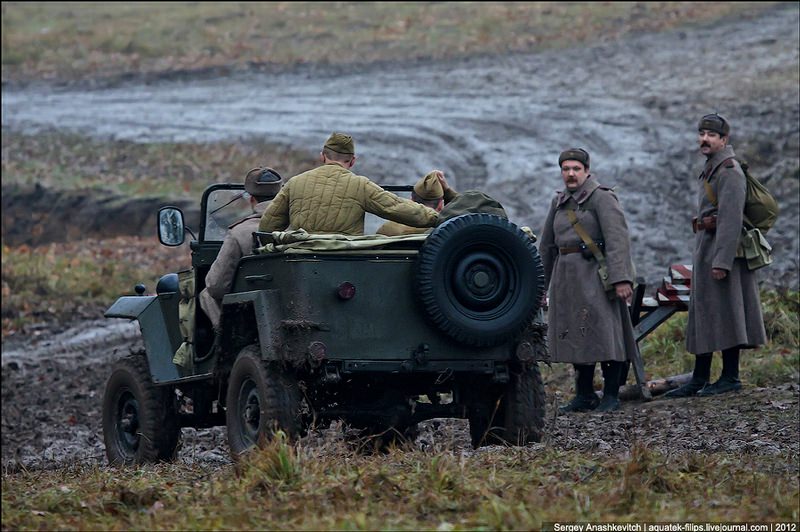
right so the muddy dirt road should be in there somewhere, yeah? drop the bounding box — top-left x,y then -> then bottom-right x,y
1,4 -> 799,471
2,317 -> 798,472
2,3 -> 799,288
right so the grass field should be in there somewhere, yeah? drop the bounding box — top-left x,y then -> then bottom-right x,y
2,429 -> 798,530
1,2 -> 773,84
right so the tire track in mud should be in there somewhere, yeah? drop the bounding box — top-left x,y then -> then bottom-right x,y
2,4 -> 798,287
1,320 -> 141,367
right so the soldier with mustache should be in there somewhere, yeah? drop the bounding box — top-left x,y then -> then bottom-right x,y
665,114 -> 767,398
539,148 -> 638,412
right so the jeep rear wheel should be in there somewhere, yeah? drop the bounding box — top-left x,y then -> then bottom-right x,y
415,213 -> 544,347
469,364 -> 546,448
226,345 -> 301,458
102,353 -> 181,465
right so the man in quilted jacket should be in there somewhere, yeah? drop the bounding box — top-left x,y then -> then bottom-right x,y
258,132 -> 439,235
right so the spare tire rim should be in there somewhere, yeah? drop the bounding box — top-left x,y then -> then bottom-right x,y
450,248 -> 516,315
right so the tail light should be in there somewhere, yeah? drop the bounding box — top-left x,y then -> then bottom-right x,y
337,281 -> 356,300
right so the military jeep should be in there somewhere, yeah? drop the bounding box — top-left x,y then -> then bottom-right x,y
102,183 -> 548,464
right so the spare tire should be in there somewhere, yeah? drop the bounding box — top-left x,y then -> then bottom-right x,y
415,213 -> 544,347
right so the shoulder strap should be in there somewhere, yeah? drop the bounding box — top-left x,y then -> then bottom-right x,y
702,157 -> 756,228
703,180 -> 717,207
703,157 -> 736,207
565,208 -> 606,266
703,156 -> 736,207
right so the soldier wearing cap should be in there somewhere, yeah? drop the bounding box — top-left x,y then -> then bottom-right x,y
376,170 -> 457,236
258,132 -> 439,235
539,148 -> 638,412
665,114 -> 766,398
199,167 -> 283,329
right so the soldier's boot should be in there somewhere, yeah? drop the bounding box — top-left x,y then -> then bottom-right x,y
559,363 -> 598,413
664,353 -> 712,398
664,377 -> 708,398
596,361 -> 622,412
559,393 -> 600,413
698,348 -> 741,396
696,376 -> 741,396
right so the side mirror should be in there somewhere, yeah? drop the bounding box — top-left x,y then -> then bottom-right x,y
158,206 -> 186,246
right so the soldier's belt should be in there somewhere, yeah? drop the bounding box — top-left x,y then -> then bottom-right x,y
692,215 -> 717,233
559,246 -> 583,255
559,241 -> 604,258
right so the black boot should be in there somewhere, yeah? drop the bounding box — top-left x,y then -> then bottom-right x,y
559,364 -> 599,413
559,393 -> 600,413
596,361 -> 622,412
698,348 -> 741,396
664,353 -> 711,398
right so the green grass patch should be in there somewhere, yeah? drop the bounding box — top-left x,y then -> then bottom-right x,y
636,288 -> 800,387
2,437 -> 798,529
1,2 -> 776,84
0,237 -> 190,336
540,288 -> 799,399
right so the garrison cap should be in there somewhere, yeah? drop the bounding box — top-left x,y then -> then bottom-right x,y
324,132 -> 355,155
698,113 -> 730,136
244,167 -> 283,200
413,171 -> 444,200
558,148 -> 590,169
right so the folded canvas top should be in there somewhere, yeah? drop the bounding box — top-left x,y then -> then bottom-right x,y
254,229 -> 428,254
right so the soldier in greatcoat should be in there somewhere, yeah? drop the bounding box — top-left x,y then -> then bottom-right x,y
665,114 -> 766,398
539,148 -> 638,412
259,132 -> 439,235
198,167 -> 283,329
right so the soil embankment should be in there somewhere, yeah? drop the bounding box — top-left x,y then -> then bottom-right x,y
1,185 -> 199,246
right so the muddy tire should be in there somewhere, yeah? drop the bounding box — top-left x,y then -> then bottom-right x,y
102,353 -> 180,465
225,345 -> 301,458
468,364 -> 546,448
415,213 -> 544,347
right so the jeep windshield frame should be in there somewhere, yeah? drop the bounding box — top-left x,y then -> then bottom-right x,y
200,183 -> 249,242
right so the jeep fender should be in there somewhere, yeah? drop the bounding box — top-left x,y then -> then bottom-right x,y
220,289 -> 283,361
105,294 -> 184,384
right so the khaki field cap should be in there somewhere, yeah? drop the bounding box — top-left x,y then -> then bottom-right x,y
244,167 -> 283,199
559,148 -> 590,169
414,171 -> 444,200
324,132 -> 355,155
698,113 -> 730,136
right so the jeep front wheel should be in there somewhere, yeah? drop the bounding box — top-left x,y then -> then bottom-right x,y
225,345 -> 301,458
102,353 -> 181,465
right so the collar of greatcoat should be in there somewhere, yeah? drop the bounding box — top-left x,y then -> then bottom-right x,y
700,144 -> 736,179
556,174 -> 600,207
228,200 -> 270,229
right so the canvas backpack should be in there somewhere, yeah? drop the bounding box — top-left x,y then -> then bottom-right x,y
704,158 -> 779,233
